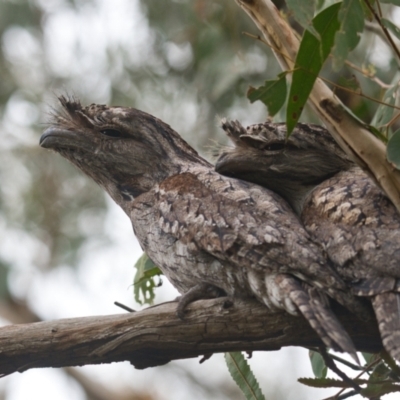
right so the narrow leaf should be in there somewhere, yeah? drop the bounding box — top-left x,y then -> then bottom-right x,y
362,352 -> 376,365
287,2 -> 341,134
381,18 -> 400,41
309,350 -> 328,378
387,129 -> 400,170
298,377 -> 352,388
300,377 -> 372,387
332,0 -> 364,70
371,76 -> 400,128
367,125 -> 388,143
380,0 -> 400,5
286,0 -> 318,37
380,350 -> 400,377
247,72 -> 287,116
368,361 -> 392,382
224,352 -> 266,400
361,383 -> 400,397
338,75 -> 361,92
133,253 -> 162,305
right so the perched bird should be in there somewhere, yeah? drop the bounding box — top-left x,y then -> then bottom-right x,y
40,97 -> 363,356
216,120 -> 400,360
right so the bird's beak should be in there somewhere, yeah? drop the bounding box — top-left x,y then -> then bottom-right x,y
40,127 -> 93,152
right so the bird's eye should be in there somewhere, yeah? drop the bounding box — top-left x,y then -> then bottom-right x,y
264,143 -> 285,151
100,129 -> 122,138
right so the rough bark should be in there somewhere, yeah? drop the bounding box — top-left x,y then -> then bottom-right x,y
0,298 -> 381,376
0,297 -> 154,400
234,0 -> 400,213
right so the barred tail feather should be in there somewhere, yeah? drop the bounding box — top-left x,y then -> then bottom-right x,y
277,275 -> 357,359
371,293 -> 400,361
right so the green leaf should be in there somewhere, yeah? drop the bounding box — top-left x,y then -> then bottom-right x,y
381,18 -> 400,41
298,377 -> 353,388
387,129 -> 400,170
286,0 -> 318,37
338,75 -> 361,92
380,0 -> 400,5
330,101 -> 388,142
369,361 -> 392,382
380,350 -> 400,377
287,2 -> 341,134
309,350 -> 328,378
367,125 -> 389,143
361,383 -> 400,398
247,72 -> 287,116
133,253 -> 162,305
371,78 -> 400,128
224,352 -> 266,400
331,0 -> 364,70
0,260 -> 10,299
362,352 -> 376,364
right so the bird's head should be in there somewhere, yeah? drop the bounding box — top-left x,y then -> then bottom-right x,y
216,120 -> 354,214
40,96 -> 205,207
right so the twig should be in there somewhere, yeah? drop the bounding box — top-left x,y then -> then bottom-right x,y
363,0 -> 400,62
235,0 -> 400,213
336,390 -> 358,400
344,59 -> 391,89
326,355 -> 363,372
242,31 -> 294,65
380,350 -> 400,379
333,357 -> 382,399
114,301 -> 135,313
243,29 -> 400,111
319,348 -> 362,394
307,347 -> 362,371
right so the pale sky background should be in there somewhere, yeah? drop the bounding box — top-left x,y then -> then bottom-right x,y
0,0 -> 398,399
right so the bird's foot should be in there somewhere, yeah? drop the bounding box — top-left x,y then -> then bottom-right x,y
176,283 -> 225,320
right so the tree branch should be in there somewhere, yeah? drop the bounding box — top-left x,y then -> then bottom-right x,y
235,0 -> 400,213
0,296 -> 152,400
0,298 -> 382,376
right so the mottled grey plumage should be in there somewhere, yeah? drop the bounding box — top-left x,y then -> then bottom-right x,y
216,120 -> 400,360
40,97 -> 362,355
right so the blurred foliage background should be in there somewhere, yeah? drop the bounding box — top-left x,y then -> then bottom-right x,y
0,0 -> 399,399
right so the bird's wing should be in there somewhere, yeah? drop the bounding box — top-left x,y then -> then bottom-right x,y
156,172 -> 342,287
157,172 -> 283,253
156,172 -> 366,355
372,293 -> 400,361
303,168 -> 400,278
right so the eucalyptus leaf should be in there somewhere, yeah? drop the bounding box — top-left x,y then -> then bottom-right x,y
287,2 -> 341,134
361,383 -> 400,398
338,75 -> 360,92
387,129 -> 400,170
380,0 -> 400,5
331,0 -> 364,70
362,352 -> 377,365
368,361 -> 392,383
133,253 -> 162,305
286,0 -> 318,37
224,352 -> 266,400
381,18 -> 400,41
370,77 -> 399,129
380,351 -> 400,377
247,72 -> 287,116
298,377 -> 352,388
0,261 -> 10,299
309,350 -> 328,378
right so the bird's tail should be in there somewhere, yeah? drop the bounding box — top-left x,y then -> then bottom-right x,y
371,293 -> 400,361
275,274 -> 358,360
